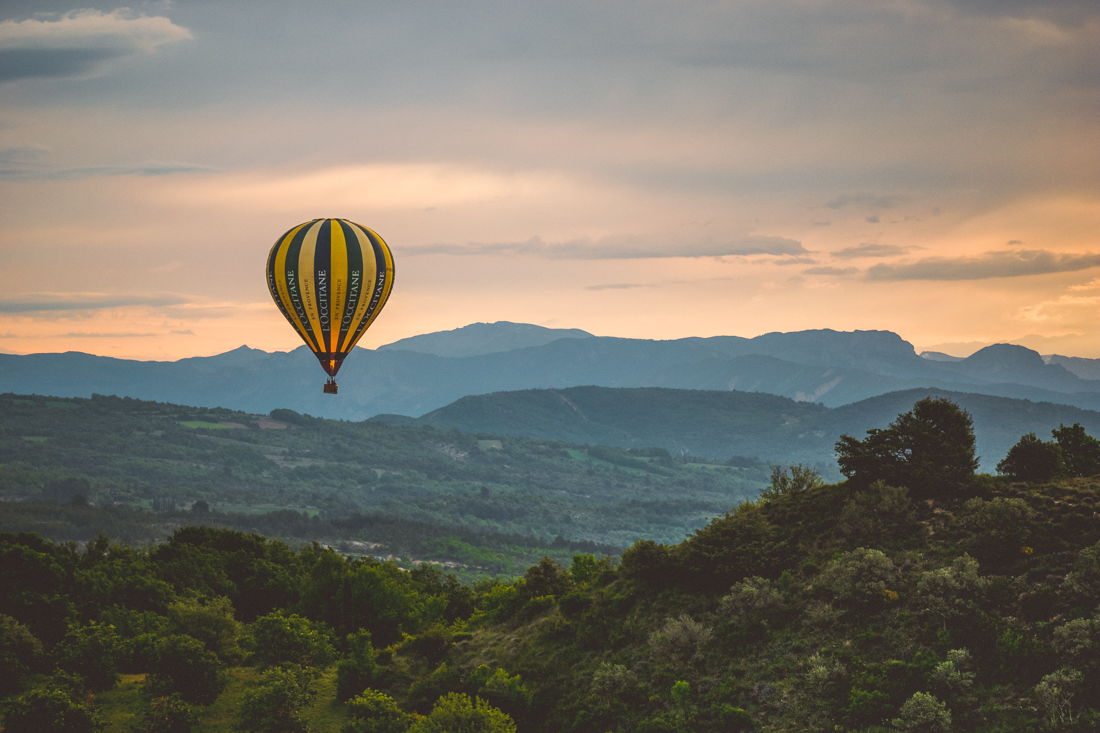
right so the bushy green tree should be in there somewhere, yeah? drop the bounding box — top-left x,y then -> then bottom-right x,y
167,596 -> 244,664
719,576 -> 783,625
1067,541 -> 1100,604
959,497 -> 1036,562
247,613 -> 336,669
838,481 -> 921,547
0,613 -> 45,696
336,630 -> 378,703
996,433 -> 1062,482
1052,423 -> 1100,478
341,689 -> 410,733
648,614 -> 713,669
54,621 -> 122,692
406,693 -> 515,733
1034,668 -> 1082,727
821,548 -> 898,608
759,464 -> 823,502
835,397 -> 978,497
891,692 -> 951,732
234,665 -> 317,733
144,634 -> 227,706
2,687 -> 103,733
915,555 -> 987,630
130,694 -> 198,733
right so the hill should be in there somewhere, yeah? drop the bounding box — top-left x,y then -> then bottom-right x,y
6,324 -> 1100,421
0,392 -> 766,548
376,385 -> 1100,473
4,465 -> 1099,732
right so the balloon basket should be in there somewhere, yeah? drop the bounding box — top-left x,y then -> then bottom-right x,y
323,380 -> 338,394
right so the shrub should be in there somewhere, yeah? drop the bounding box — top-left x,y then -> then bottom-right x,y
2,687 -> 103,733
54,621 -> 122,692
821,548 -> 898,608
130,694 -> 198,733
144,634 -> 227,706
406,692 -> 516,733
719,576 -> 783,625
336,631 -> 378,703
247,613 -> 336,669
759,464 -> 823,502
0,613 -> 44,696
234,665 -> 317,733
648,614 -> 713,668
891,692 -> 951,732
342,689 -> 410,733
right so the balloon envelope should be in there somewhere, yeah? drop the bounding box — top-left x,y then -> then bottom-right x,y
266,218 -> 395,378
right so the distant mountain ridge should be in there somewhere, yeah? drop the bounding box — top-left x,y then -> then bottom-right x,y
5,323 -> 1100,421
377,321 -> 594,357
372,385 -> 1100,474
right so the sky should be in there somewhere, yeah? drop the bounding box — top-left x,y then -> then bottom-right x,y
1,0 -> 1098,361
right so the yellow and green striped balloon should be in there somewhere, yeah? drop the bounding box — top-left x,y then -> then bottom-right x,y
266,218 -> 395,384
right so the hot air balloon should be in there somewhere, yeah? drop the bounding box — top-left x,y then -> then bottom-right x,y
266,218 -> 395,394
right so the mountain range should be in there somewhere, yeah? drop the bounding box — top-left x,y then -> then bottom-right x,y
5,322 -> 1100,425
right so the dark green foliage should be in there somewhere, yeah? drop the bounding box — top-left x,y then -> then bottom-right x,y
144,634 -> 227,706
0,613 -> 44,696
1,686 -> 103,733
1052,423 -> 1100,478
53,621 -> 122,692
234,664 -> 317,733
997,433 -> 1063,481
130,694 -> 198,733
406,692 -> 516,733
166,596 -> 244,664
959,497 -> 1037,564
341,689 -> 410,733
759,463 -> 823,502
835,397 -> 979,497
336,631 -> 379,703
676,506 -> 788,589
837,480 -> 921,548
620,539 -> 675,586
246,613 -> 337,669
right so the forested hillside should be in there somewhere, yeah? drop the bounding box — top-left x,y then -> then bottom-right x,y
4,397 -> 1100,732
0,392 -> 765,549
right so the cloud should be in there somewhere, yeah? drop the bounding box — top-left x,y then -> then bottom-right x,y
408,235 -> 808,260
833,243 -> 912,259
0,9 -> 192,83
825,193 -> 902,210
803,266 -> 860,276
866,249 -> 1100,281
0,293 -> 188,313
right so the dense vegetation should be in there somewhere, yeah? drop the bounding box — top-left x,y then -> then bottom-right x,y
4,396 -> 1100,732
0,392 -> 766,549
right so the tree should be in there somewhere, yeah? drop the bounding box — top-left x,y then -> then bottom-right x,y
996,433 -> 1062,482
130,694 -> 198,733
1034,668 -> 1082,727
1052,423 -> 1100,478
406,693 -> 516,733
54,621 -> 122,692
959,497 -> 1036,564
341,689 -> 410,733
247,613 -> 336,669
821,548 -> 898,609
2,687 -> 103,733
759,464 -> 823,502
891,692 -> 951,732
144,634 -> 227,706
836,397 -> 978,496
336,631 -> 378,703
0,613 -> 44,697
234,665 -> 317,733
167,596 -> 244,665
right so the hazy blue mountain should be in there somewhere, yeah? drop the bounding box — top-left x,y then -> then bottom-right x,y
377,385 -> 1100,474
1046,353 -> 1100,381
376,320 -> 594,357
5,324 -> 1100,421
